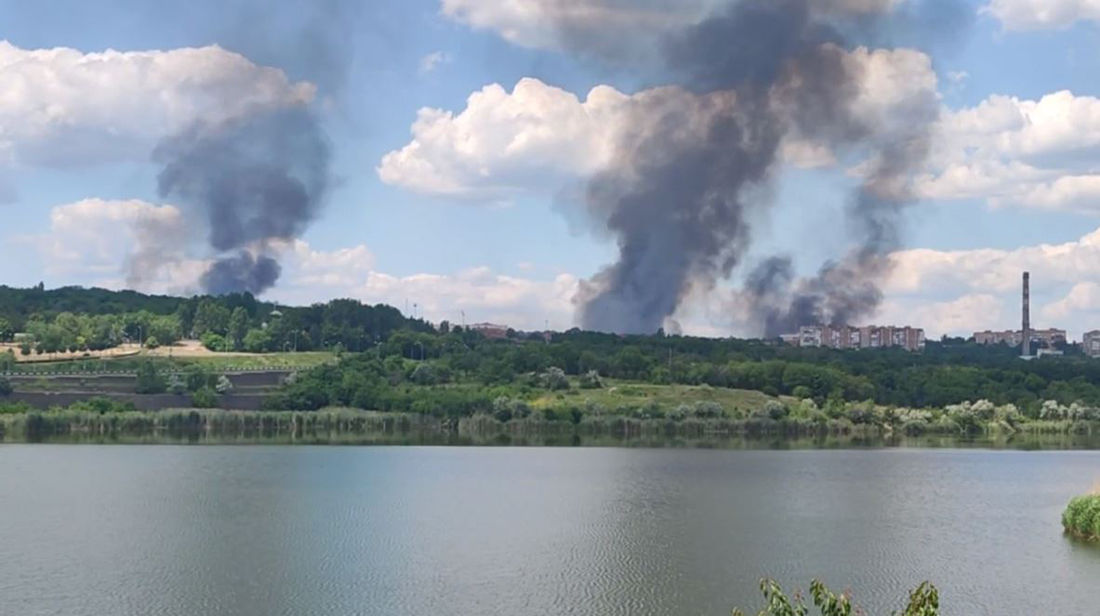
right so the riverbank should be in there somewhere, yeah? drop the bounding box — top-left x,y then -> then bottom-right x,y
4,408 -> 1100,448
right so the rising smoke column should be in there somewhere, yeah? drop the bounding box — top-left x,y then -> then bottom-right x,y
153,106 -> 331,295
135,0 -> 359,296
574,0 -> 946,334
576,86 -> 779,334
748,77 -> 939,337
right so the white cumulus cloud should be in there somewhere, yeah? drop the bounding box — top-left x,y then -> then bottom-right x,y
919,90 -> 1100,213
0,40 -> 314,167
880,227 -> 1100,338
983,0 -> 1100,30
378,78 -> 629,197
419,51 -> 451,74
33,198 -> 201,294
380,47 -> 936,199
875,294 -> 1005,339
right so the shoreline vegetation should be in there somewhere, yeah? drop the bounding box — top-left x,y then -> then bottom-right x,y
733,579 -> 939,616
2,406 -> 1100,447
6,286 -> 1100,449
1062,494 -> 1100,541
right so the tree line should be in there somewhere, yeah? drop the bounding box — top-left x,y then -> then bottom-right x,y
269,327 -> 1100,416
5,285 -> 1100,415
0,285 -> 431,354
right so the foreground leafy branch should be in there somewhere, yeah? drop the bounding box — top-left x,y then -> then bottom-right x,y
732,579 -> 939,616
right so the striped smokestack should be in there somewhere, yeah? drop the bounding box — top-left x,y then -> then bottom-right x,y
1023,271 -> 1031,357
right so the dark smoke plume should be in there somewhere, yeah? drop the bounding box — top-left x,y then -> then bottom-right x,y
153,106 -> 331,295
130,0 -> 358,296
572,0 -> 950,334
749,91 -> 938,337
199,251 -> 282,295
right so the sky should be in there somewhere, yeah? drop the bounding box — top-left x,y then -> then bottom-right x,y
2,0 -> 1100,339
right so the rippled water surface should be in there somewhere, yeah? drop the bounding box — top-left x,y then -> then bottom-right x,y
2,446 -> 1099,615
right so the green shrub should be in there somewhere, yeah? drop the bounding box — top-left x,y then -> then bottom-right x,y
578,370 -> 603,389
733,578 -> 938,616
1062,494 -> 1100,540
792,385 -> 813,400
68,397 -> 136,414
200,332 -> 226,352
134,360 -> 167,394
191,387 -> 219,409
215,375 -> 234,394
540,366 -> 570,391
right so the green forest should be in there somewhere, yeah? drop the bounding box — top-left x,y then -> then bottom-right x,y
0,284 -> 431,354
4,285 -> 1100,425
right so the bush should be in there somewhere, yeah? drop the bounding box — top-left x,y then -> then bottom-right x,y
144,336 -> 160,350
763,400 -> 788,421
135,361 -> 167,394
69,397 -> 136,414
215,375 -> 234,394
410,363 -> 437,385
184,365 -> 213,392
540,366 -> 570,391
902,419 -> 929,436
693,401 -> 724,419
578,370 -> 603,389
200,332 -> 226,352
791,385 -> 812,400
733,578 -> 938,616
846,404 -> 875,425
191,387 -> 219,409
492,396 -> 532,422
1063,494 -> 1100,540
168,373 -> 186,395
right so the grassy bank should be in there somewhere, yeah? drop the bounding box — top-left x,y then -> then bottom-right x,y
1063,494 -> 1100,541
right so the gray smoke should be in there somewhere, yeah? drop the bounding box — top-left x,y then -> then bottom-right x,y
573,0 -> 953,334
200,251 -> 282,295
153,106 -> 331,296
128,0 -> 357,296
749,88 -> 938,336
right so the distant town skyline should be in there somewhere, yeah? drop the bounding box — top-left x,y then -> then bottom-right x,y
3,1 -> 1100,339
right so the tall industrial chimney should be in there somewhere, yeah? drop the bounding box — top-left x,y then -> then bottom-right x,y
1022,271 -> 1031,357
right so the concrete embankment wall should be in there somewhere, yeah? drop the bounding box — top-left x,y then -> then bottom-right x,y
2,371 -> 291,410
6,392 -> 268,411
5,371 -> 290,388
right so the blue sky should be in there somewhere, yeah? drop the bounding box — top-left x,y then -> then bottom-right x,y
3,0 -> 1100,338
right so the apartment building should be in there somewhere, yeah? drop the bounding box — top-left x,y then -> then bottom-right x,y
973,329 -> 1066,348
1084,330 -> 1100,358
791,325 -> 925,352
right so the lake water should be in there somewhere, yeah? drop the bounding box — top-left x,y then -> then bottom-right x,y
2,446 -> 1098,615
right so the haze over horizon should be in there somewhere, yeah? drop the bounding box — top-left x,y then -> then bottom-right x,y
3,0 -> 1100,339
